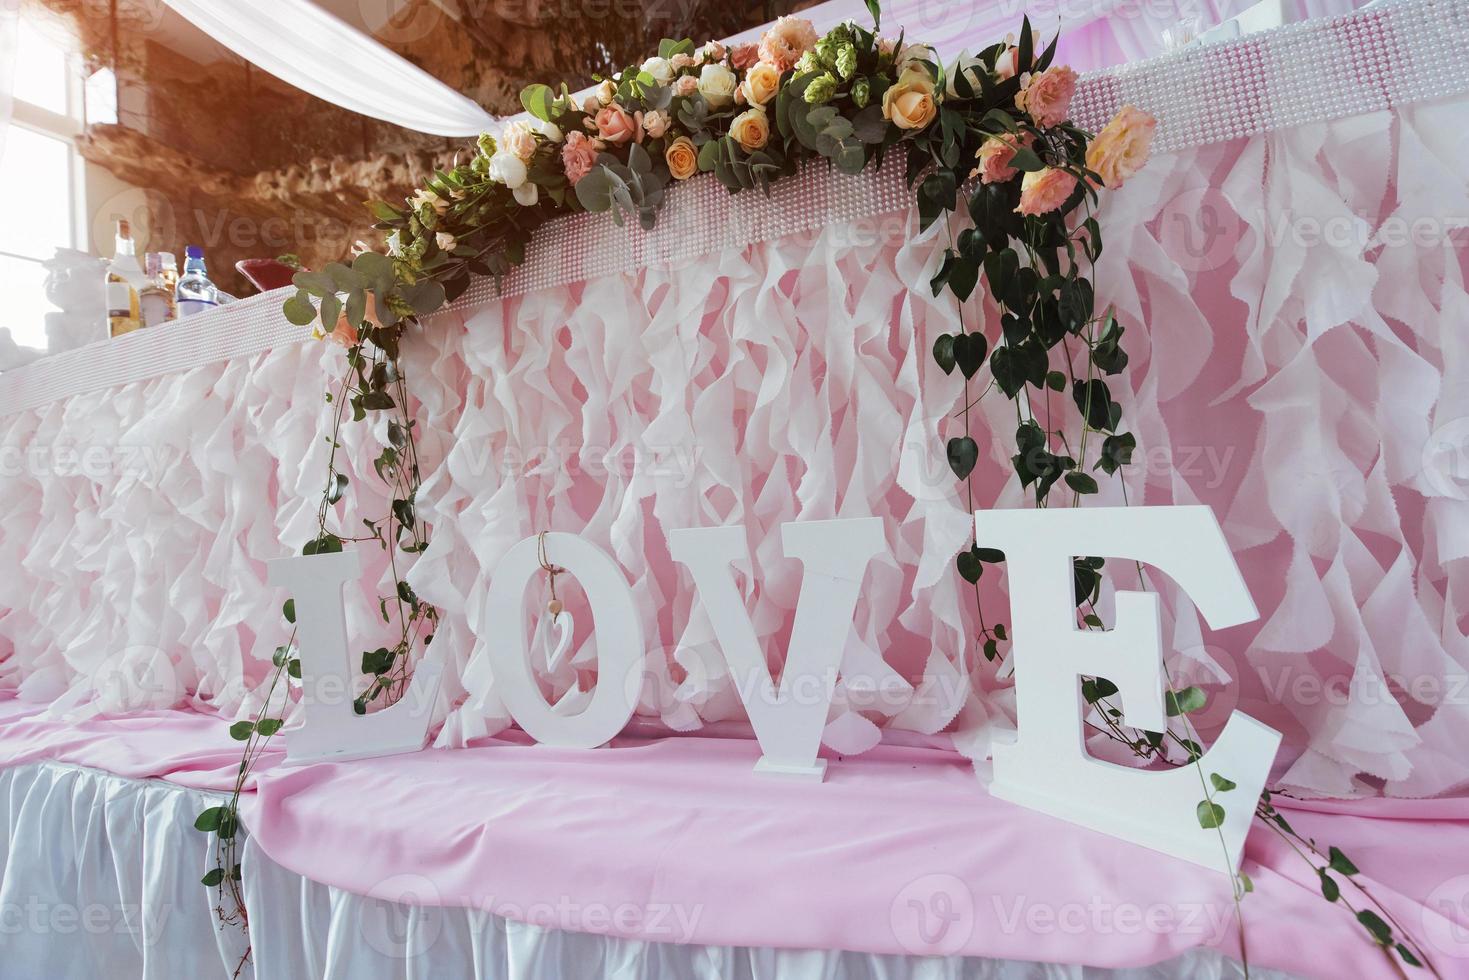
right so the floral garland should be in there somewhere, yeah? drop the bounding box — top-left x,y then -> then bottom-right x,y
215,3 -> 1439,973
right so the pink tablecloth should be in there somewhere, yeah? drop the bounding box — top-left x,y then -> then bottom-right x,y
2,691 -> 1466,977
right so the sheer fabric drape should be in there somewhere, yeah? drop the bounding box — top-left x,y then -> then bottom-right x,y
160,0 -> 495,136
0,1 -> 17,166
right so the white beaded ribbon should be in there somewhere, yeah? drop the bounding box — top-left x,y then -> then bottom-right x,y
1,0 -> 1465,418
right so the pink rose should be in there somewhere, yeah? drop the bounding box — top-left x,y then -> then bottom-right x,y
975,132 -> 1032,185
561,131 -> 604,185
758,15 -> 818,72
1016,65 -> 1078,129
675,75 -> 699,97
595,103 -> 641,144
1016,167 -> 1078,216
730,43 -> 760,70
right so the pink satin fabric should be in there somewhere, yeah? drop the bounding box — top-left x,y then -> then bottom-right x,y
2,692 -> 1465,976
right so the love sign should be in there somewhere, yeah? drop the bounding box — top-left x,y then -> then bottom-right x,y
267,505 -> 1280,873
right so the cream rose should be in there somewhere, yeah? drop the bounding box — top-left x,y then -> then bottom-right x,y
641,57 -> 674,85
729,106 -> 770,150
1085,104 -> 1157,189
513,182 -> 539,207
882,65 -> 938,131
488,151 -> 528,189
435,232 -> 457,251
741,62 -> 781,106
641,109 -> 671,139
665,135 -> 699,180
409,187 -> 448,215
697,63 -> 738,108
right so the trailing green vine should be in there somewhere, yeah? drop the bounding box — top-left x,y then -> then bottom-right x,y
194,311 -> 437,969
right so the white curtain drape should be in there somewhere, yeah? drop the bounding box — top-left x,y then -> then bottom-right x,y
160,0 -> 495,137
0,0 -> 17,167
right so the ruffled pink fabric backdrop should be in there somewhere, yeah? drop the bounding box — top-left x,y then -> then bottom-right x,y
1,93 -> 1466,800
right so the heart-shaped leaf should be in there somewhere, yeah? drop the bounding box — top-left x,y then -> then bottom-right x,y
947,436 -> 979,480
953,333 -> 988,380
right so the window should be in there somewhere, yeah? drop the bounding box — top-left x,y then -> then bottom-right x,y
2,18 -> 84,352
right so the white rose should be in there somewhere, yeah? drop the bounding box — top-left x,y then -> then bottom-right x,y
488,151 -> 528,189
595,79 -> 617,106
530,117 -> 563,142
513,182 -> 539,206
945,50 -> 985,98
641,56 -> 674,85
697,63 -> 737,108
896,42 -> 937,74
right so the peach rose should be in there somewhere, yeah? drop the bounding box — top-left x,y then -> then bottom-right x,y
758,15 -> 818,72
698,40 -> 726,63
882,65 -> 938,131
330,294 -> 378,347
1016,166 -> 1078,216
1085,104 -> 1157,189
730,43 -> 760,70
670,53 -> 696,71
674,75 -> 699,97
561,131 -> 604,185
741,61 -> 781,106
665,136 -> 699,180
1016,64 -> 1077,129
975,132 -> 1032,185
595,103 -> 641,144
729,107 -> 770,150
500,120 -> 538,161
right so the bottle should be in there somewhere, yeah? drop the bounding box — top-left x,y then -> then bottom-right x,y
105,219 -> 144,338
139,252 -> 178,327
175,245 -> 220,319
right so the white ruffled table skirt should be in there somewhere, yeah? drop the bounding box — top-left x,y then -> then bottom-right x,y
0,763 -> 1291,980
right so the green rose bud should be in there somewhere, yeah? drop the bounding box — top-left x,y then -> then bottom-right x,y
476,133 -> 498,158
804,72 -> 837,105
851,77 -> 871,108
836,44 -> 857,81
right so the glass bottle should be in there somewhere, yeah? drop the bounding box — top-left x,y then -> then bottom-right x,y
105,219 -> 144,337
139,252 -> 178,327
175,245 -> 220,319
